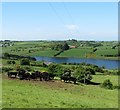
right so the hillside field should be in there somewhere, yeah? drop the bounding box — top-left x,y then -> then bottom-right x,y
1,40 -> 119,60
2,74 -> 119,108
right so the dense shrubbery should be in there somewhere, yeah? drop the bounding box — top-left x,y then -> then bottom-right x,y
51,43 -> 63,51
3,53 -> 36,61
100,79 -> 113,89
105,70 -> 120,75
2,67 -> 13,72
48,63 -> 63,76
20,59 -> 30,65
7,60 -> 16,64
73,66 -> 93,84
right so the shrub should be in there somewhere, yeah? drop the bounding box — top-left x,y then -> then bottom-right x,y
101,79 -> 113,89
85,67 -> 95,75
7,61 -> 12,64
3,53 -> 10,58
20,58 -> 30,65
2,67 -> 13,72
48,63 -> 63,76
24,66 -> 32,71
73,66 -> 93,84
7,60 -> 16,64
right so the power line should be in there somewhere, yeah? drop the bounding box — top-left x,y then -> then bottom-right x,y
62,3 -> 81,38
62,3 -> 75,24
48,2 -> 66,26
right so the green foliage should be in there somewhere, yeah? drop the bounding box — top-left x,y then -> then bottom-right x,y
48,63 -> 63,76
73,66 -> 93,83
51,43 -> 63,51
2,67 -> 13,72
63,42 -> 69,50
20,58 -> 30,65
23,66 -> 32,71
101,79 -> 113,89
3,53 -> 10,58
93,48 -> 97,52
7,60 -> 16,64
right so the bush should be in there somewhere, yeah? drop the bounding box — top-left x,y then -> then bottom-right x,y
2,67 -> 13,72
23,66 -> 32,71
101,79 -> 113,89
73,66 -> 93,84
48,63 -> 63,76
85,67 -> 95,75
3,53 -> 10,58
7,60 -> 16,64
20,58 -> 30,65
7,61 -> 12,64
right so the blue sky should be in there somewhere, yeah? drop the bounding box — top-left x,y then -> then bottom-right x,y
2,2 -> 118,41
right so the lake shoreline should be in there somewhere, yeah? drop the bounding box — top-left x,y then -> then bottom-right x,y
32,55 -> 119,61
34,56 -> 119,69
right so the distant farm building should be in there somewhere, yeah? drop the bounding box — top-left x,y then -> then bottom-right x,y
69,45 -> 77,49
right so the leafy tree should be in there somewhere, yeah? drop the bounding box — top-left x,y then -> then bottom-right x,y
51,43 -> 63,51
20,58 -> 30,65
48,63 -> 63,76
7,61 -> 12,64
7,60 -> 15,64
73,66 -> 93,84
12,61 -> 16,64
3,53 -> 10,58
63,42 -> 69,50
2,67 -> 13,72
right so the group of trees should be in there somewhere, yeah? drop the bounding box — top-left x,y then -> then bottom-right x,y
47,63 -> 95,84
51,42 -> 69,51
3,53 -> 36,61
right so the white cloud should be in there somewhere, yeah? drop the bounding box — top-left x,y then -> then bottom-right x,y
64,24 -> 79,31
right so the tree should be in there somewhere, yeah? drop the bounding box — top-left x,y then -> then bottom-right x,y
48,63 -> 63,76
73,66 -> 93,84
51,43 -> 63,51
3,53 -> 10,58
63,42 -> 69,50
12,61 -> 16,64
20,58 -> 30,65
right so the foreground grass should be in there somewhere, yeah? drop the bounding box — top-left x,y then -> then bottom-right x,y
2,75 -> 118,108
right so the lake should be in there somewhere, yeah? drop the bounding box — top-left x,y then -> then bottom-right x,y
35,56 -> 119,69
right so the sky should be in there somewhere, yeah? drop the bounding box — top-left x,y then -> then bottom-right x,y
2,2 -> 118,41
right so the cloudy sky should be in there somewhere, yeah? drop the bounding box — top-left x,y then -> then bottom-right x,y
2,2 -> 118,41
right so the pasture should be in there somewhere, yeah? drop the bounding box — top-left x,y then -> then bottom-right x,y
1,40 -> 119,60
1,40 -> 119,108
2,74 -> 118,108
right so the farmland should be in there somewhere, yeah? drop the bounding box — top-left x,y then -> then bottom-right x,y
1,40 -> 119,60
2,74 -> 119,108
0,40 -> 119,108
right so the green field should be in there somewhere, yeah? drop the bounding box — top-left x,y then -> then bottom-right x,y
1,40 -> 119,108
1,40 -> 119,60
2,74 -> 118,108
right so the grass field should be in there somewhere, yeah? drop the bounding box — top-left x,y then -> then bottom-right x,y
1,40 -> 119,108
1,41 -> 118,60
2,74 -> 118,108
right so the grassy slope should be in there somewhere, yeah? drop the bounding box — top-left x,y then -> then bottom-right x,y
2,74 -> 118,108
2,41 -> 118,60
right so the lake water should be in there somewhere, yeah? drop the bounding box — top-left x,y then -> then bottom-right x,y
35,56 -> 119,69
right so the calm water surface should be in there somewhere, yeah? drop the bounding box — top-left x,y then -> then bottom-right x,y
35,56 -> 119,69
